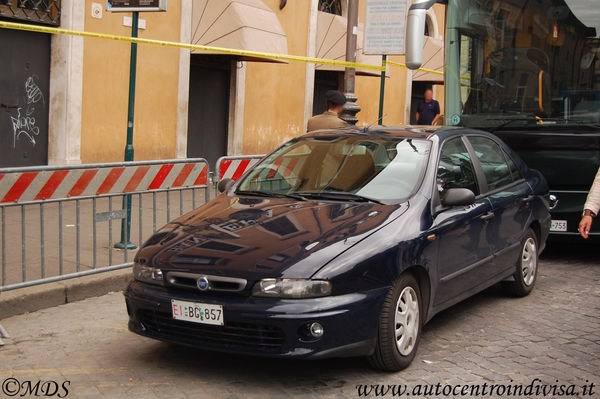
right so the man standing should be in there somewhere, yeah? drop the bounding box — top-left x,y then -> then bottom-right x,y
307,90 -> 348,132
579,167 -> 600,239
416,88 -> 441,125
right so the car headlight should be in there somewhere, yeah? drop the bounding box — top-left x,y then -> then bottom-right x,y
133,262 -> 164,285
252,278 -> 331,299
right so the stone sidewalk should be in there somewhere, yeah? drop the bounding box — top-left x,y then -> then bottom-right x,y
0,243 -> 598,398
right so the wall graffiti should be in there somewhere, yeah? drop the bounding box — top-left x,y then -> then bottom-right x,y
25,76 -> 44,111
10,75 -> 44,148
10,107 -> 40,147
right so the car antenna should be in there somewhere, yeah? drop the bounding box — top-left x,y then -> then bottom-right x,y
364,114 -> 388,132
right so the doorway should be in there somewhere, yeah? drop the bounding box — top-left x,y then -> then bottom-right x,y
0,29 -> 50,167
313,70 -> 343,116
410,82 -> 432,125
187,55 -> 231,167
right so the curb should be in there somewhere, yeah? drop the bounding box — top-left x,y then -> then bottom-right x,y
0,268 -> 133,319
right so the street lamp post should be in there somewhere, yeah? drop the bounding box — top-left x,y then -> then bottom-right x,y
340,0 -> 361,125
115,11 -> 139,250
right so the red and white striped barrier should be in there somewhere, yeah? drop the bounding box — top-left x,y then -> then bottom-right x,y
251,155 -> 307,181
216,155 -> 307,184
0,159 -> 208,204
217,156 -> 264,183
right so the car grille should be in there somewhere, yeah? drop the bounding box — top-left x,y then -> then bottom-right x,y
137,310 -> 285,352
165,271 -> 247,293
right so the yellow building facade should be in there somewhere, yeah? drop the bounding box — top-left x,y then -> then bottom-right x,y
24,0 -> 446,167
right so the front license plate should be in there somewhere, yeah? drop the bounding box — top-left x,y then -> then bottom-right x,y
550,219 -> 568,232
171,299 -> 224,326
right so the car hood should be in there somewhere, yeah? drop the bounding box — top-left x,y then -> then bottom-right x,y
136,194 -> 408,281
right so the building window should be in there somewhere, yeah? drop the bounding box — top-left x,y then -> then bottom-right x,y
424,13 -> 437,38
0,0 -> 61,25
319,0 -> 343,16
261,217 -> 298,237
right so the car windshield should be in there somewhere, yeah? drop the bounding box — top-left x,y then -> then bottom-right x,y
236,136 -> 431,202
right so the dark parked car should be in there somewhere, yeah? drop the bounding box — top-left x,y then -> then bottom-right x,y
125,127 -> 552,371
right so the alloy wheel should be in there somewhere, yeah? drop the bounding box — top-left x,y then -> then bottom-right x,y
395,286 -> 420,356
521,237 -> 537,286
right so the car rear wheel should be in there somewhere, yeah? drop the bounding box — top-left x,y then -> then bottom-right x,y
503,228 -> 538,297
368,273 -> 421,372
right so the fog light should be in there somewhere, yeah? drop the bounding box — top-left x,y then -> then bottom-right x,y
309,322 -> 324,338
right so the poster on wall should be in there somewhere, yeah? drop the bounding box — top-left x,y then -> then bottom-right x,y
107,0 -> 167,12
363,0 -> 408,55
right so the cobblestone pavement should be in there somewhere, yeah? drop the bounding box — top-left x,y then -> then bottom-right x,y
1,243 -> 598,399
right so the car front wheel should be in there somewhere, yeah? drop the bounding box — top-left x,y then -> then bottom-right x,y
503,228 -> 538,297
368,273 -> 421,372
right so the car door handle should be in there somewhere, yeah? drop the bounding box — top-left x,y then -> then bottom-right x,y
480,212 -> 495,221
520,196 -> 534,204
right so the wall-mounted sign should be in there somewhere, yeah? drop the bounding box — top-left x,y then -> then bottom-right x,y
107,0 -> 166,12
363,0 -> 408,55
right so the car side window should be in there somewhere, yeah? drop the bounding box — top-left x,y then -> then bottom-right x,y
504,151 -> 523,181
468,136 -> 513,192
437,138 -> 480,198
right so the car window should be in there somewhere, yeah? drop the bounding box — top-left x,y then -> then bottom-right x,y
237,136 -> 430,201
468,136 -> 513,192
437,138 -> 480,198
504,152 -> 523,181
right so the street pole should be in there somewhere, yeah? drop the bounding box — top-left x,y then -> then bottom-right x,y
378,54 -> 387,125
115,11 -> 138,250
340,0 -> 361,125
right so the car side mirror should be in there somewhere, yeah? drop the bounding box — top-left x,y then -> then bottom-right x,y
441,188 -> 476,207
217,178 -> 235,193
405,0 -> 436,69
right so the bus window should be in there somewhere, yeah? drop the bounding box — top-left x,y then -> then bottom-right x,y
446,0 -> 600,128
460,35 -> 473,112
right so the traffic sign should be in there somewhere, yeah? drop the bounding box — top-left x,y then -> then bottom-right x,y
107,0 -> 166,12
363,0 -> 408,55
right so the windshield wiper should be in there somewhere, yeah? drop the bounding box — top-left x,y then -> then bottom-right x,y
235,190 -> 306,201
296,191 -> 383,204
488,117 -> 541,133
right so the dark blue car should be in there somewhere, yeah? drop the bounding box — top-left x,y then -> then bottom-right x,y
124,127 -> 551,371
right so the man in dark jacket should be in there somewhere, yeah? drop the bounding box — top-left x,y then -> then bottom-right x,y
416,88 -> 441,125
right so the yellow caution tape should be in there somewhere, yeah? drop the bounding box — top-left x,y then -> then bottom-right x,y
385,60 -> 471,81
385,60 -> 444,77
0,20 -> 450,77
0,20 -> 386,72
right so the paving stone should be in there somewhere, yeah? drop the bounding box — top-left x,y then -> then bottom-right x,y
0,245 -> 598,398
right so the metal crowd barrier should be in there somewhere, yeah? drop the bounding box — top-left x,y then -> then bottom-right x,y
0,158 -> 210,292
214,155 -> 265,189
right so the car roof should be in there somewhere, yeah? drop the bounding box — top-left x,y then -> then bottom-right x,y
302,125 -> 501,143
303,125 -> 454,140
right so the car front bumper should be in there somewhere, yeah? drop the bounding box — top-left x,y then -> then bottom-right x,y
124,280 -> 387,359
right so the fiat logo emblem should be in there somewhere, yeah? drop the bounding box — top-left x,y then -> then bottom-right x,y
197,276 -> 209,291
